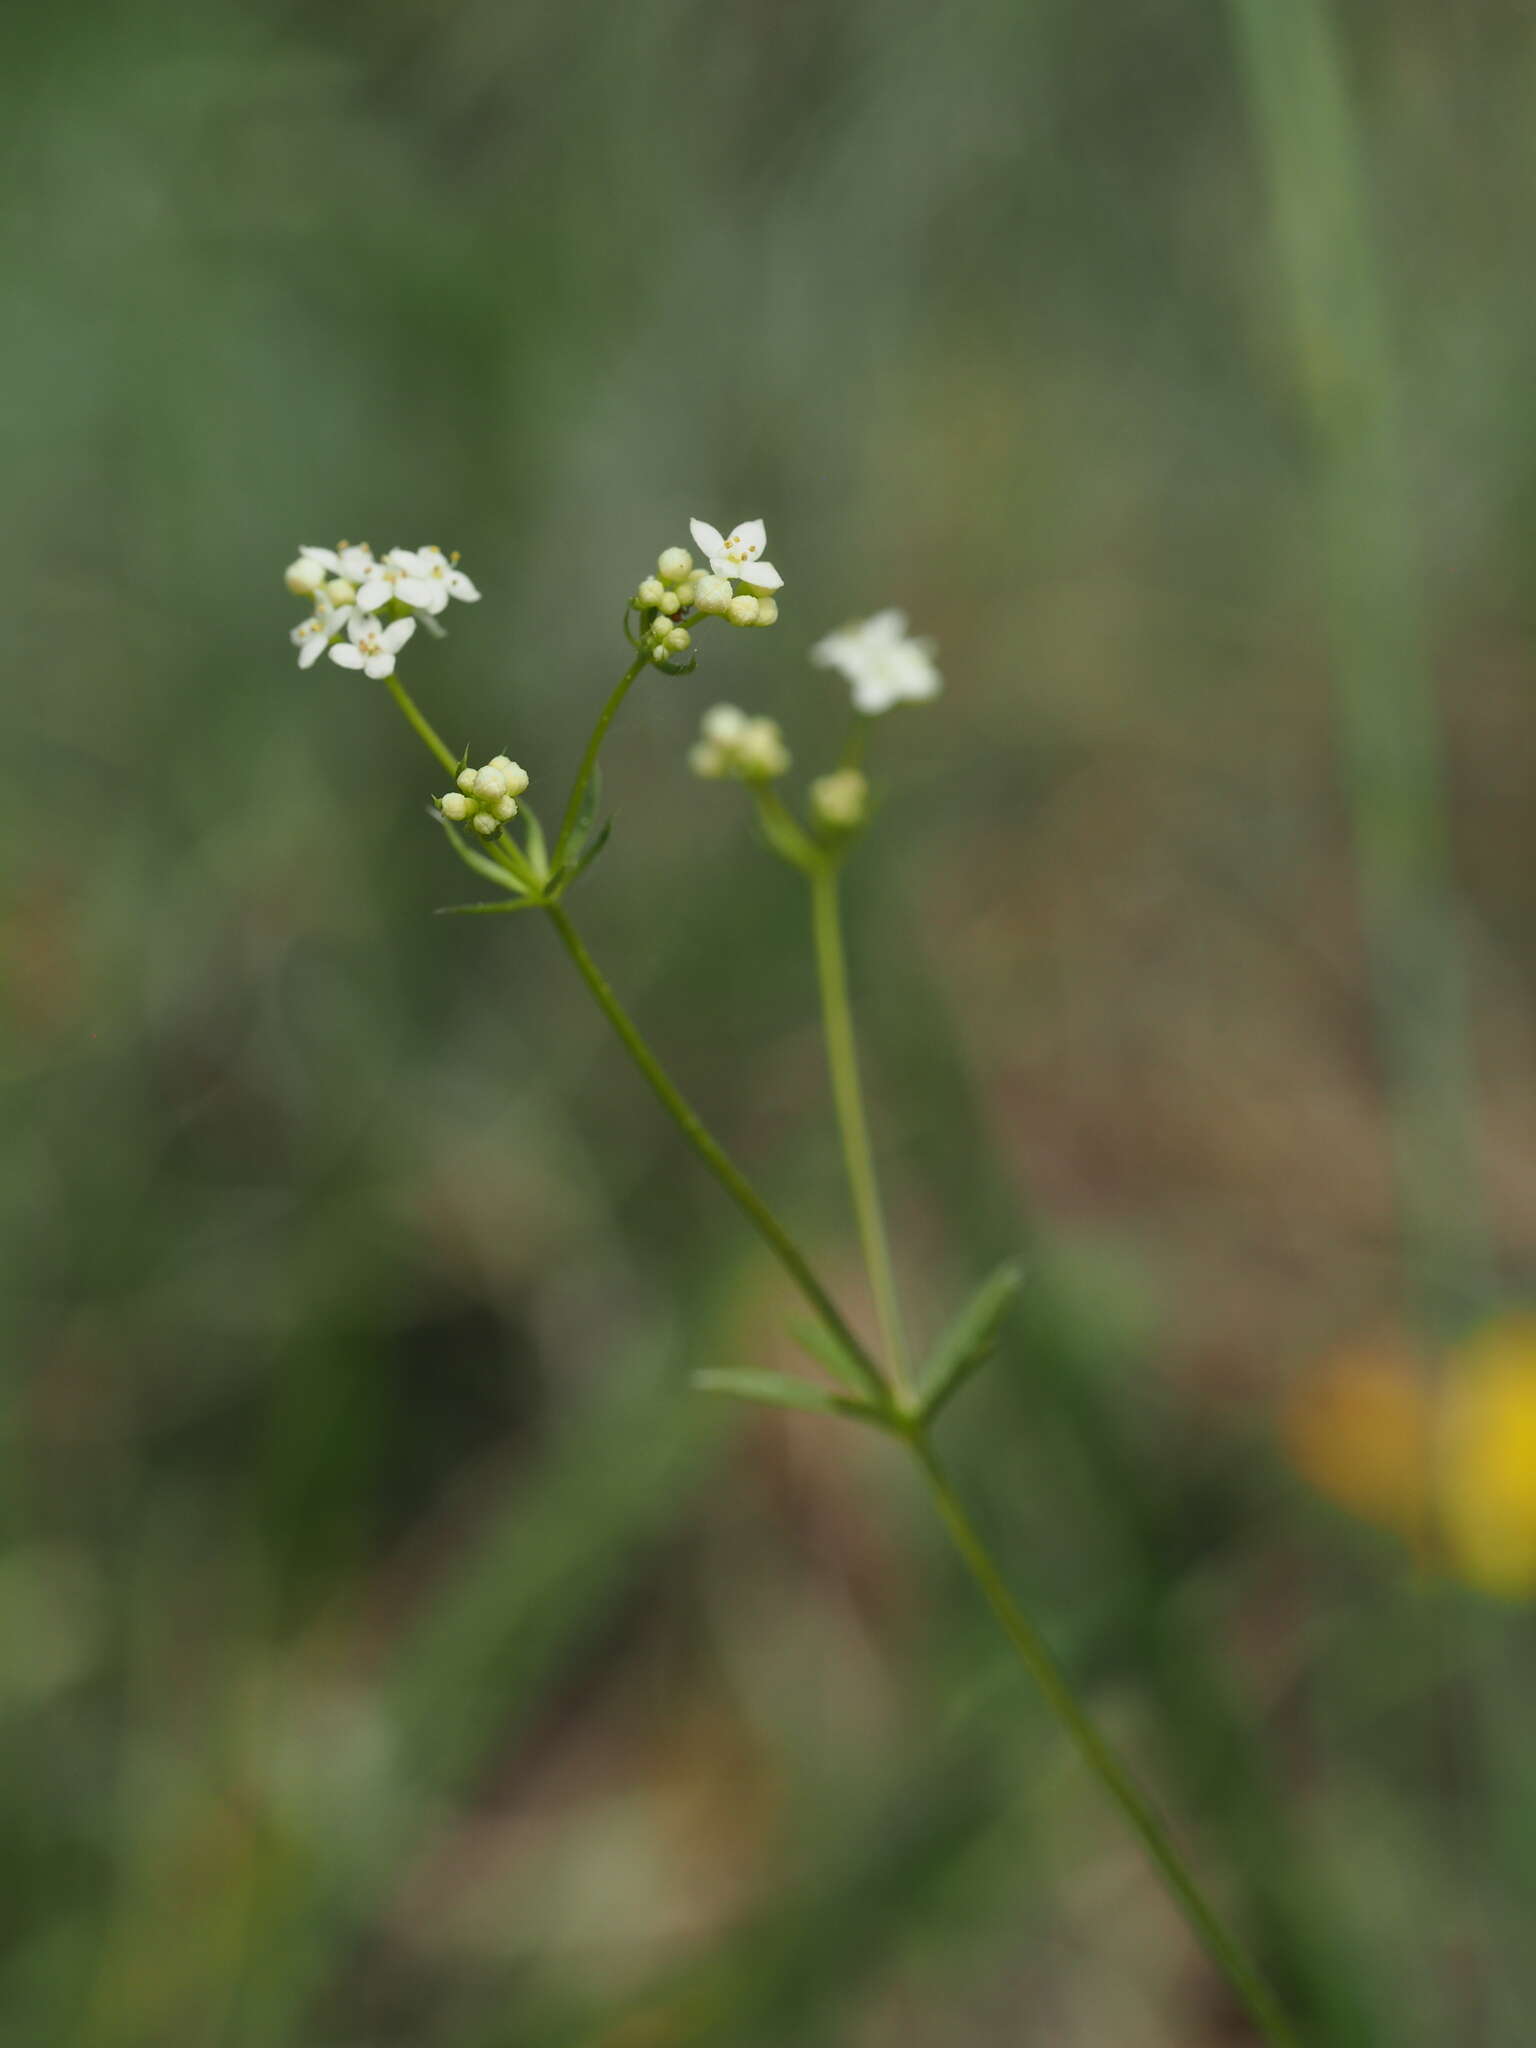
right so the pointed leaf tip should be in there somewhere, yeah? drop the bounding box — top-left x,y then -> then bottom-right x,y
916,1260 -> 1025,1423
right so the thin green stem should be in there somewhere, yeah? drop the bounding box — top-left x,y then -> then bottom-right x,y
384,672 -> 458,777
906,1426 -> 1302,2047
543,903 -> 888,1404
809,859 -> 911,1393
553,652 -> 648,868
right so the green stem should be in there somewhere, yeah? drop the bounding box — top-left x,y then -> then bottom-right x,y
543,903 -> 888,1404
384,672 -> 458,777
553,652 -> 648,868
810,859 -> 911,1393
907,1427 -> 1302,2047
376,663 -> 1296,2042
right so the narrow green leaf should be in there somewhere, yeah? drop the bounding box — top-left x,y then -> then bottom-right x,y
572,817 -> 613,879
435,897 -> 543,917
519,801 -> 549,881
431,812 -> 529,892
789,1318 -> 879,1398
572,763 -> 602,855
693,1369 -> 889,1428
916,1260 -> 1025,1422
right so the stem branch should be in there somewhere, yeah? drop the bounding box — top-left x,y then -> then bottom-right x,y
543,904 -> 888,1403
810,860 -> 911,1392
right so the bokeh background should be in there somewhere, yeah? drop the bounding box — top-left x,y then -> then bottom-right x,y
7,0 -> 1536,2040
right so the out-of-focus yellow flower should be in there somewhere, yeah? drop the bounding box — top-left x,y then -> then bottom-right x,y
1283,1314 -> 1536,1599
1437,1317 -> 1536,1599
1282,1341 -> 1432,1545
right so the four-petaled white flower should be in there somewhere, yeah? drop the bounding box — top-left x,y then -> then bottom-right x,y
688,517 -> 783,593
329,609 -> 416,679
301,542 -> 376,583
355,548 -> 436,614
809,609 -> 940,715
291,596 -> 353,670
412,545 -> 481,614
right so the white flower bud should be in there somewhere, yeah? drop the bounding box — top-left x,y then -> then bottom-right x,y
492,794 -> 519,821
439,792 -> 471,821
673,579 -> 697,607
810,768 -> 869,829
694,575 -> 733,615
472,812 -> 501,837
285,557 -> 326,596
665,627 -> 691,653
637,577 -> 665,608
657,546 -> 693,583
689,740 -> 727,779
487,755 -> 530,795
753,596 -> 779,627
456,768 -> 479,795
726,594 -> 760,627
651,644 -> 671,665
702,704 -> 748,745
473,765 -> 508,800
737,717 -> 790,780
657,589 -> 681,616
325,578 -> 356,606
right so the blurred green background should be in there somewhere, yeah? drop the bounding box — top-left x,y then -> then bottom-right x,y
7,0 -> 1536,2041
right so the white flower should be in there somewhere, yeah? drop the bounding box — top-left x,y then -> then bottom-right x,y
688,517 -> 783,593
328,609 -> 416,679
301,542 -> 376,583
291,596 -> 353,670
809,609 -> 940,716
355,548 -> 435,614
411,545 -> 481,614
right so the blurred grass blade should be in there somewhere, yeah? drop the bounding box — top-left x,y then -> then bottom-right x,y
915,1259 -> 1023,1422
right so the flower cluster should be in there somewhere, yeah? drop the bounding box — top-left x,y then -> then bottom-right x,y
436,757 -> 530,838
284,542 -> 480,675
688,705 -> 791,783
810,609 -> 941,716
632,519 -> 782,664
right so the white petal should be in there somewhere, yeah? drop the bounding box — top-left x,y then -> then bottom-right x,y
690,518 -> 726,560
446,570 -> 480,601
297,634 -> 329,668
381,617 -> 417,652
740,558 -> 782,592
707,554 -> 736,581
355,577 -> 390,612
385,546 -> 423,571
852,676 -> 896,714
420,584 -> 450,615
329,643 -> 365,669
728,519 -> 766,560
395,577 -> 434,609
862,608 -> 908,644
364,652 -> 396,678
300,546 -> 340,570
